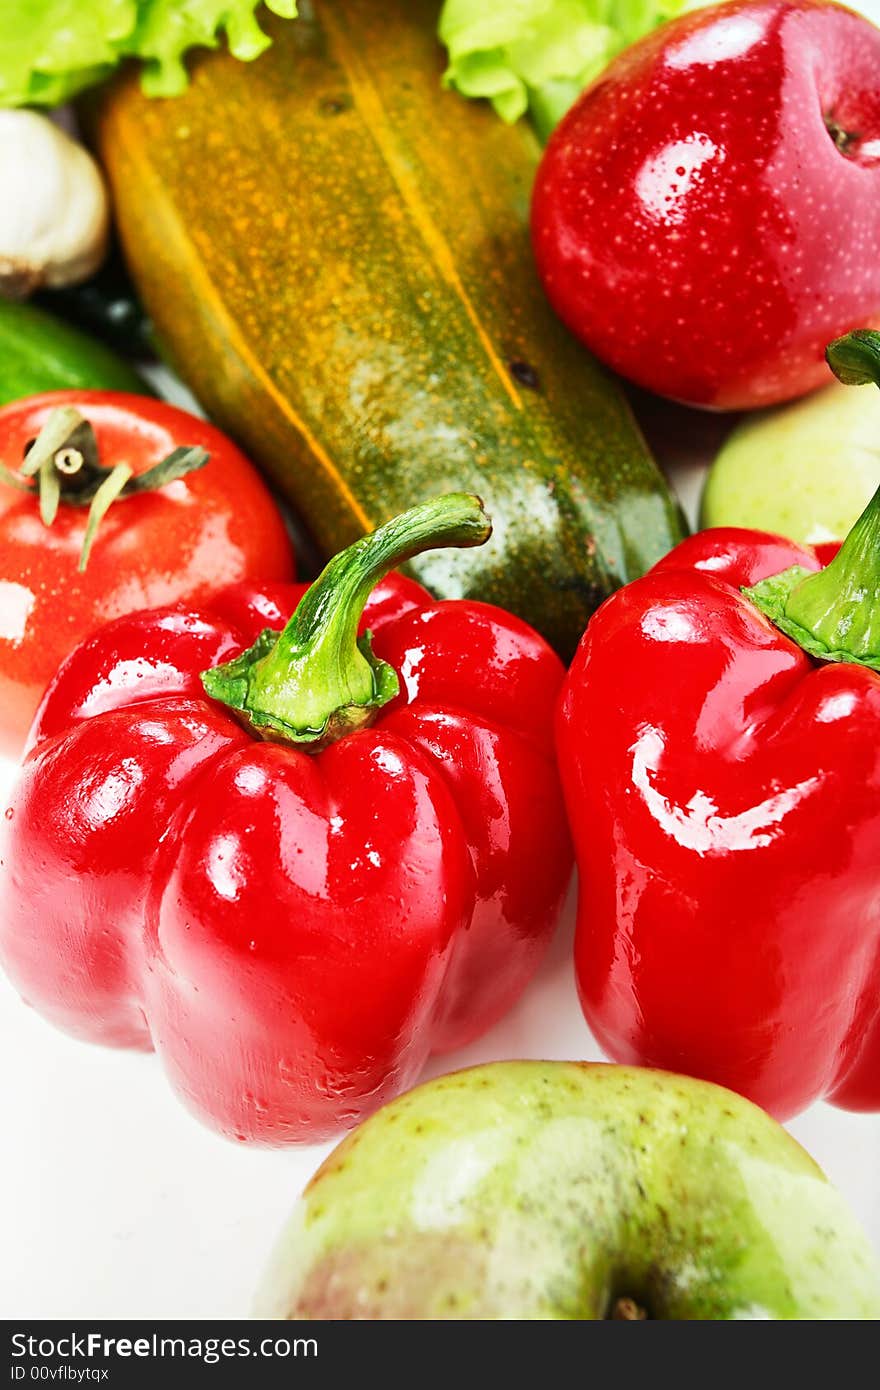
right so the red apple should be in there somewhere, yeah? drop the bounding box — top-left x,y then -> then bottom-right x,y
531,0 -> 880,410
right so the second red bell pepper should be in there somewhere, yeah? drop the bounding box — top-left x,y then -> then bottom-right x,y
0,494 -> 572,1144
558,446 -> 880,1121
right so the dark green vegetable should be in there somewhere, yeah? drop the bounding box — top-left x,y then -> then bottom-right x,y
0,299 -> 150,405
35,253 -> 156,360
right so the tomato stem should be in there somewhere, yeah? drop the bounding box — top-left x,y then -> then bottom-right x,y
0,406 -> 210,570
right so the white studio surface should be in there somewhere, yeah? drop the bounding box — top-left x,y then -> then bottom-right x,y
2,865 -> 880,1319
4,0 -> 880,1319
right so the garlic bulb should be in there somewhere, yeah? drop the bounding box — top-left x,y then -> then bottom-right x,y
0,110 -> 109,298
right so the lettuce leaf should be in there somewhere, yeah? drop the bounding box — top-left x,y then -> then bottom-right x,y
0,0 -> 297,107
439,0 -> 706,137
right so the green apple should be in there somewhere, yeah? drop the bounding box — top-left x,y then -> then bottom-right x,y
701,380 -> 880,544
255,1062 -> 880,1320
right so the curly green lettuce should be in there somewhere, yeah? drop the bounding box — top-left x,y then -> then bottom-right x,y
0,0 -> 297,107
439,0 -> 707,137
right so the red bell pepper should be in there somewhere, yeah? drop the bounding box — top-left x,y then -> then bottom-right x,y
0,495 -> 572,1144
558,398 -> 880,1122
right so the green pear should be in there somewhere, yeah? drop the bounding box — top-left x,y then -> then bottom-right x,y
255,1062 -> 880,1320
701,381 -> 880,544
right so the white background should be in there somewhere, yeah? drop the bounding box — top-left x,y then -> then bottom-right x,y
3,0 -> 880,1318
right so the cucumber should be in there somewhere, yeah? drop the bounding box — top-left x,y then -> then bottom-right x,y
0,298 -> 149,406
95,0 -> 684,654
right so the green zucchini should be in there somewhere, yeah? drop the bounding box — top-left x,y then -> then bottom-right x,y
95,0 -> 684,653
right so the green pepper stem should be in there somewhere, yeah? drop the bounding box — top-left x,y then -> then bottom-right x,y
202,493 -> 492,749
783,484 -> 880,663
743,331 -> 880,669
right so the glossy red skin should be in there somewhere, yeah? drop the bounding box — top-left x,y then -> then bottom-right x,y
0,391 -> 295,757
557,526 -> 880,1121
1,574 -> 572,1144
532,0 -> 880,410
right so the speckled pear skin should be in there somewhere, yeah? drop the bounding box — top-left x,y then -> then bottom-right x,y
255,1062 -> 880,1320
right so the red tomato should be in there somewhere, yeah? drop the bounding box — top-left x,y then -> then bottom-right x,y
0,391 -> 294,756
